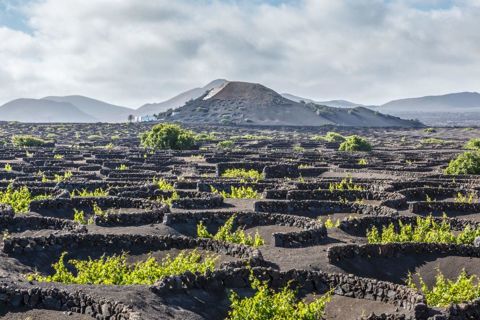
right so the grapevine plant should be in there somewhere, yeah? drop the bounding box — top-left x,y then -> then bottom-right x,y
28,250 -> 217,285
367,215 -> 480,245
408,269 -> 480,307
227,272 -> 331,320
197,214 -> 265,247
0,184 -> 51,214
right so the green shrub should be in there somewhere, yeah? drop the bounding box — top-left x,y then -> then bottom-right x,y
328,177 -> 365,191
221,168 -> 264,181
423,128 -> 437,133
338,135 -> 372,152
0,185 -> 50,213
464,138 -> 480,150
217,140 -> 234,149
366,215 -> 480,245
4,163 -> 12,171
324,131 -> 346,143
421,138 -> 447,145
408,269 -> 480,307
27,250 -> 217,285
211,186 -> 260,199
227,273 -> 331,320
140,123 -> 196,150
197,214 -> 264,247
157,191 -> 180,206
154,178 -> 176,191
454,192 -> 477,204
357,158 -> 368,165
116,164 -> 129,171
71,188 -> 108,197
12,135 -> 48,147
444,151 -> 480,175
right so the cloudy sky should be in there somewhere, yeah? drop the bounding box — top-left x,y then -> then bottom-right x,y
0,0 -> 479,108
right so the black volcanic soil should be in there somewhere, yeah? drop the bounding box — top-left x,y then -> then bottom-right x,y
1,123 -> 479,319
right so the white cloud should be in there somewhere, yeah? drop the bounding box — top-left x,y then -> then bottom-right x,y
0,0 -> 479,107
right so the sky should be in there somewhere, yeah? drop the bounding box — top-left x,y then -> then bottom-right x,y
0,0 -> 479,108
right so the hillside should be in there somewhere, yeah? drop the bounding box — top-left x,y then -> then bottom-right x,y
380,92 -> 480,112
157,81 -> 422,127
136,79 -> 228,116
0,99 -> 97,123
282,93 -> 363,108
43,95 -> 133,122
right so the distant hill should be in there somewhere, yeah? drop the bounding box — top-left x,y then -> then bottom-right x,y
43,95 -> 132,122
136,79 -> 228,117
380,92 -> 480,112
282,93 -> 363,108
0,99 -> 96,123
157,81 -> 422,127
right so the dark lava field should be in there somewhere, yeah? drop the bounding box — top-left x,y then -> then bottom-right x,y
1,122 -> 480,320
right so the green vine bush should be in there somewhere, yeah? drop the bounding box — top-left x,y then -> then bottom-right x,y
27,250 -> 217,285
338,135 -> 372,152
221,168 -> 264,181
444,151 -> 480,175
71,188 -> 109,197
11,135 -> 49,147
197,214 -> 264,247
367,215 -> 480,245
464,138 -> 480,150
328,177 -> 365,191
227,273 -> 331,320
140,123 -> 196,150
153,178 -> 176,191
407,269 -> 480,307
0,185 -> 51,213
211,186 -> 260,199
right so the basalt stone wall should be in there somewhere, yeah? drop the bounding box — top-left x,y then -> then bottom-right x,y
216,162 -> 268,176
263,189 -> 289,199
398,187 -> 460,201
0,215 -> 86,233
445,298 -> 480,320
297,166 -> 329,177
410,202 -> 480,215
94,205 -> 169,227
0,285 -> 139,319
197,182 -> 273,193
171,195 -> 224,209
339,215 -> 480,237
2,234 -> 263,262
163,211 -> 327,248
285,190 -> 406,209
327,243 -> 480,263
30,197 -> 162,215
151,267 -> 426,318
262,164 -> 299,179
254,200 -> 398,217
